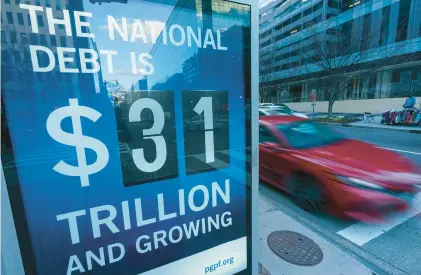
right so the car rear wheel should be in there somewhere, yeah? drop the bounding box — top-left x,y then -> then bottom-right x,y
288,173 -> 324,213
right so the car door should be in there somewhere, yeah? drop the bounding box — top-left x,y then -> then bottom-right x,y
259,124 -> 283,185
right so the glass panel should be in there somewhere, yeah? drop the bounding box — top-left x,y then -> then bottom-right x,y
1,1 -> 252,274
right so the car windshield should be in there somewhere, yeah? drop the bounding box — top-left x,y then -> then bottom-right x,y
277,121 -> 346,149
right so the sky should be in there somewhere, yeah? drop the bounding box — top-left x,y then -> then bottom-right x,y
84,0 -> 175,89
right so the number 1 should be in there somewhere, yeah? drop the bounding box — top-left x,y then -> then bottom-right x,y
193,97 -> 215,163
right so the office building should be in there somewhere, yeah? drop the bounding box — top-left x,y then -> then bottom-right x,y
259,0 -> 421,113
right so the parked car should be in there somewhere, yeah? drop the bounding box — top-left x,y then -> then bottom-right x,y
259,103 -> 275,108
273,103 -> 308,119
259,115 -> 421,222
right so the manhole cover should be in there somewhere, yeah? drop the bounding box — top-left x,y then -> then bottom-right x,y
267,230 -> 323,266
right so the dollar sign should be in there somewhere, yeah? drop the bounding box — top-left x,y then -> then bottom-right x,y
46,98 -> 109,187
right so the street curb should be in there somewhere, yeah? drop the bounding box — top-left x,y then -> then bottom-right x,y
318,122 -> 421,134
259,188 -> 409,275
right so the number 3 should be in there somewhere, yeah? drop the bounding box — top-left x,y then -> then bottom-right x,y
129,98 -> 167,173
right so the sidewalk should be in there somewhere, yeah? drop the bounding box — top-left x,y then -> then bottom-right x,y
259,195 -> 376,275
346,116 -> 421,134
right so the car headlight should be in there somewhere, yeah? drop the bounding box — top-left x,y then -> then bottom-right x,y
334,175 -> 385,190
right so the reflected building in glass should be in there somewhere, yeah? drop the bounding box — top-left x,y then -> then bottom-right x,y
259,0 -> 421,112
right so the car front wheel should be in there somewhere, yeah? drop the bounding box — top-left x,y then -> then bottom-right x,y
288,172 -> 324,213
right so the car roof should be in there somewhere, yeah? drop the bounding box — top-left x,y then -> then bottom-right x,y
259,115 -> 306,124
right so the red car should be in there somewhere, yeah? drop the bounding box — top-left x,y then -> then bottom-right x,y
259,116 -> 421,222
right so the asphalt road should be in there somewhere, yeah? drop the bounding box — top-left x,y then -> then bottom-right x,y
259,126 -> 421,275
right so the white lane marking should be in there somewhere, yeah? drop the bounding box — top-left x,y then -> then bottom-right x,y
376,146 -> 421,156
337,193 -> 421,246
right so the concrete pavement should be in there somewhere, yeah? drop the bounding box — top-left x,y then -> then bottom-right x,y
259,196 -> 376,275
260,125 -> 421,275
346,116 -> 421,134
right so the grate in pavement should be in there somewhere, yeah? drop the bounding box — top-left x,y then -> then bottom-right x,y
267,230 -> 323,266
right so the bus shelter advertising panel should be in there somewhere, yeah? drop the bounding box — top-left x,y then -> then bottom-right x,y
1,0 -> 255,274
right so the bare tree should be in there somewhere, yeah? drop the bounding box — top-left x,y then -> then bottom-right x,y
259,44 -> 278,103
299,14 -> 417,117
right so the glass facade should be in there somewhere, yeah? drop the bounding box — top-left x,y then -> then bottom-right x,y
259,0 -> 421,103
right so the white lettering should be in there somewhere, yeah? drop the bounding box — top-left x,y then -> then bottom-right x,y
136,235 -> 152,253
153,230 -> 168,249
183,220 -> 200,239
66,255 -> 85,275
56,210 -> 86,245
108,243 -> 125,264
90,205 -> 120,239
57,47 -> 78,73
208,214 -> 220,232
212,179 -> 230,207
134,198 -> 157,227
99,50 -> 117,74
86,247 -> 105,271
178,189 -> 186,216
108,16 -> 128,41
74,11 -> 94,38
187,26 -> 202,48
138,53 -> 154,75
217,30 -> 227,50
203,29 -> 216,49
30,45 -> 55,72
131,19 -> 148,43
157,193 -> 177,221
169,24 -> 185,47
188,185 -> 209,212
121,200 -> 132,231
80,48 -> 100,73
19,4 -> 43,33
221,211 -> 232,227
46,7 -> 72,36
169,226 -> 183,243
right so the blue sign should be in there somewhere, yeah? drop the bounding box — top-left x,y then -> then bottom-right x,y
1,0 -> 252,274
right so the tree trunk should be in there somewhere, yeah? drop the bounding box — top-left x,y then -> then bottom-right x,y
328,100 -> 334,118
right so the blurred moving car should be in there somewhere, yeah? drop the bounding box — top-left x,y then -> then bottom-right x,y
259,116 -> 421,222
259,107 -> 291,116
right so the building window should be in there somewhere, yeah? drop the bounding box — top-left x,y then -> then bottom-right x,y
27,14 -> 31,26
50,36 -> 57,46
17,13 -> 24,25
396,0 -> 411,42
10,32 -> 17,44
20,33 -> 28,44
7,12 -> 14,24
412,66 -> 421,96
1,31 -> 6,42
30,33 -> 38,44
390,68 -> 412,97
5,0 -> 11,4
40,34 -> 47,46
45,0 -> 51,7
60,36 -> 67,47
37,15 -> 44,27
379,6 -> 390,46
16,0 -> 21,4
